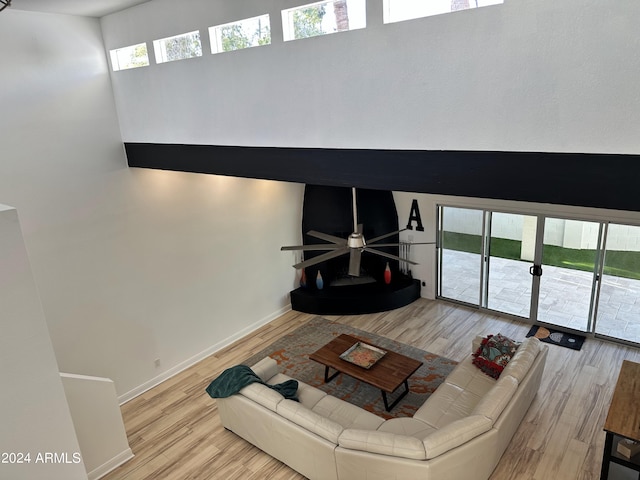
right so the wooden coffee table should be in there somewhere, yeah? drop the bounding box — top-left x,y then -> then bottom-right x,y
309,334 -> 423,411
601,360 -> 640,479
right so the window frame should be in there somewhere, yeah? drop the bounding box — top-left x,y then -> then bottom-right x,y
209,14 -> 271,55
382,0 -> 504,24
109,42 -> 150,72
281,0 -> 366,42
152,30 -> 203,65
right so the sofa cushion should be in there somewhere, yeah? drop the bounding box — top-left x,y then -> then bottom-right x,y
501,336 -> 541,383
422,415 -> 492,459
377,417 -> 436,438
338,429 -> 427,460
240,382 -> 284,411
269,373 -> 327,409
472,333 -> 521,379
471,374 -> 518,423
413,355 -> 499,429
277,399 -> 344,443
440,357 -> 498,397
413,382 -> 478,428
312,395 -> 385,431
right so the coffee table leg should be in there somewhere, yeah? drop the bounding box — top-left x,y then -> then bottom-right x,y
600,432 -> 613,479
381,380 -> 410,412
324,366 -> 340,383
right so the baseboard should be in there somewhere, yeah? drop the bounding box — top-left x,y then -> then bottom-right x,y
117,304 -> 291,404
88,448 -> 134,480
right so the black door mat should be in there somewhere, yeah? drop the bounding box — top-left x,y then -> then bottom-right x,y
526,325 -> 585,351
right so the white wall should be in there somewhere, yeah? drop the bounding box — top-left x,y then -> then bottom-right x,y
0,206 -> 86,480
60,373 -> 133,479
0,9 -> 302,404
102,0 -> 640,154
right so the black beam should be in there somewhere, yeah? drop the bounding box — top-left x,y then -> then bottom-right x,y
125,143 -> 640,212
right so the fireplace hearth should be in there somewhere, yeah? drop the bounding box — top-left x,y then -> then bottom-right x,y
289,185 -> 420,315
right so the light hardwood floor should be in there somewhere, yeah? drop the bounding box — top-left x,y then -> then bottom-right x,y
102,299 -> 640,480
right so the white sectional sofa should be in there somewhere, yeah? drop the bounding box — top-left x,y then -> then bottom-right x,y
216,335 -> 548,480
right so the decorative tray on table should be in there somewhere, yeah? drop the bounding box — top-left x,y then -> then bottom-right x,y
340,342 -> 387,369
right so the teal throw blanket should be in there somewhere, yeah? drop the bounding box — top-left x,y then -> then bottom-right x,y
206,364 -> 299,402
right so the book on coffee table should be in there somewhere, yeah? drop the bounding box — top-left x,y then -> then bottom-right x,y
340,342 -> 386,369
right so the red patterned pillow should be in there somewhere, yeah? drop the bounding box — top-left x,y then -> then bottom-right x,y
472,334 -> 521,379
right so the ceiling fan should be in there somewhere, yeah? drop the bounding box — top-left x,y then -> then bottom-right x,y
0,0 -> 11,13
281,187 -> 434,277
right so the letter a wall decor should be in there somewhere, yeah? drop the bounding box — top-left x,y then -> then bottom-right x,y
405,199 -> 425,232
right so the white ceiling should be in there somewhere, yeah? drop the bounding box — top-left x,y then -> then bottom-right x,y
8,0 -> 150,17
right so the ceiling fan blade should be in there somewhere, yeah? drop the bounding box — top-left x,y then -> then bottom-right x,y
306,230 -> 347,245
348,248 -> 362,276
364,247 -> 418,265
281,244 -> 344,251
352,187 -> 359,233
367,228 -> 407,244
369,242 -> 436,247
293,247 -> 350,269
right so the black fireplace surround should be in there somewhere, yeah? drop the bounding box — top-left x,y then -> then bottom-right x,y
288,185 -> 421,314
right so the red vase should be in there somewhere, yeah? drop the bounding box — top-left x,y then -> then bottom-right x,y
384,262 -> 392,284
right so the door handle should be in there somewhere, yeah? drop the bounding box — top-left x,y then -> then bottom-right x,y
529,265 -> 543,277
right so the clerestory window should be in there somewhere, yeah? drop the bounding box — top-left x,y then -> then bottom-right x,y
383,0 -> 503,24
153,30 -> 202,64
109,42 -> 149,71
209,14 -> 271,54
281,0 -> 366,42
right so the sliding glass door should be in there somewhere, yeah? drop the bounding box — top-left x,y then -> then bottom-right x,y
485,212 -> 537,318
537,218 -> 602,331
438,207 -> 483,305
438,207 -> 538,320
439,207 -> 604,331
595,223 -> 640,343
438,206 -> 640,345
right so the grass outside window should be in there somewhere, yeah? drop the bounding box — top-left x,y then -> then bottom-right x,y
442,232 -> 640,281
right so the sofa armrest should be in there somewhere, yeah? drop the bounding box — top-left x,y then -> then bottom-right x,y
422,414 -> 492,459
250,356 -> 279,382
338,429 -> 426,460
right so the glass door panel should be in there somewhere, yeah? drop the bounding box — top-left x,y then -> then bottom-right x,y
595,223 -> 640,343
438,206 -> 483,305
486,212 -> 537,318
536,218 -> 601,331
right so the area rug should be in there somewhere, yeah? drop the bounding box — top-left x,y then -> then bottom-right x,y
526,325 -> 585,351
241,316 -> 457,419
